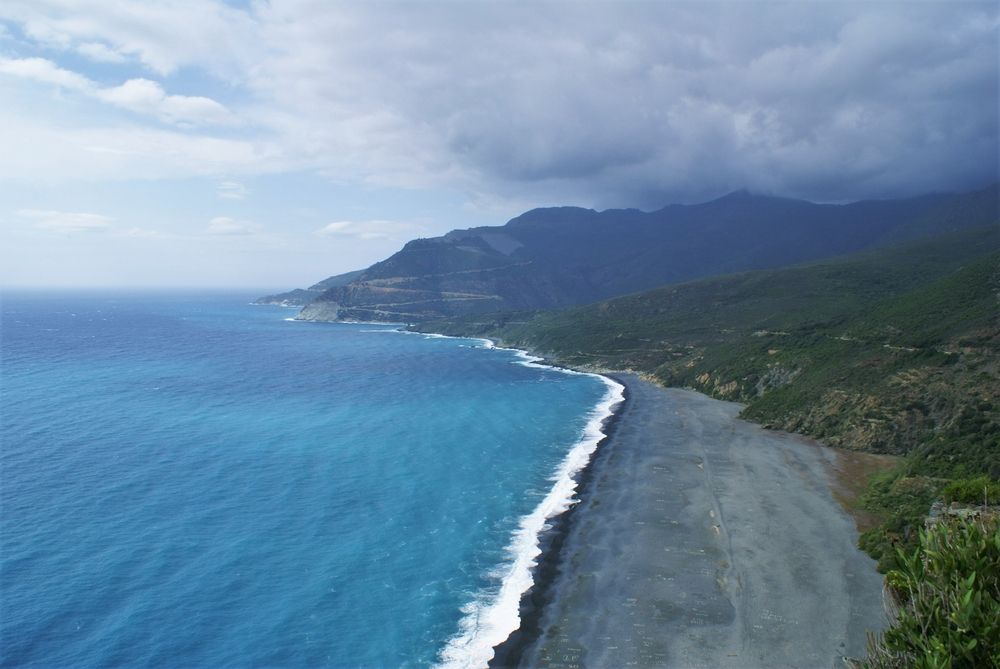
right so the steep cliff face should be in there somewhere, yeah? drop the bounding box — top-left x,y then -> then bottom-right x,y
254,269 -> 365,307
254,288 -> 323,307
262,183 -> 998,322
296,300 -> 341,321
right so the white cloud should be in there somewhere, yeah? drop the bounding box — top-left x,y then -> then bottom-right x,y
97,77 -> 163,108
316,219 -> 423,241
0,0 -> 258,77
0,57 -> 233,127
205,216 -> 260,236
16,208 -> 114,232
216,180 -> 249,199
0,111 -> 282,181
76,41 -> 127,63
97,78 -> 234,126
0,56 -> 92,90
114,227 -> 163,239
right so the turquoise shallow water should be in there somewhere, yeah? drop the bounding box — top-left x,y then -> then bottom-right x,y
0,292 -> 607,668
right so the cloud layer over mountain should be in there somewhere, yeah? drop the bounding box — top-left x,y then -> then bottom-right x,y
2,1 -> 996,207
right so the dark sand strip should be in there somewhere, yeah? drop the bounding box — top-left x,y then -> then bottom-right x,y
496,373 -> 886,669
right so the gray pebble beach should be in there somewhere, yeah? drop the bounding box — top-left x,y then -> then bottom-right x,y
505,374 -> 887,669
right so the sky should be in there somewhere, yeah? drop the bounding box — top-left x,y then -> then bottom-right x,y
0,1 -> 997,289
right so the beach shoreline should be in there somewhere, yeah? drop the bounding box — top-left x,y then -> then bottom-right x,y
427,333 -> 625,669
487,372 -> 887,669
488,374 -> 631,668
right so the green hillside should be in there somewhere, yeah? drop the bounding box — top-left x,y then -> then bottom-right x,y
417,226 -> 1000,569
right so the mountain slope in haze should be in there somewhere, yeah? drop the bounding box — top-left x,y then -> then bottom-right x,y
418,225 -> 999,475
281,183 -> 998,322
416,226 -> 1000,569
254,269 -> 365,307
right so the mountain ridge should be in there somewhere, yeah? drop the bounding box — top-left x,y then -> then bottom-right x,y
258,183 -> 998,321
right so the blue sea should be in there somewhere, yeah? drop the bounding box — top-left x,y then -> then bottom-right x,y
0,292 -> 620,668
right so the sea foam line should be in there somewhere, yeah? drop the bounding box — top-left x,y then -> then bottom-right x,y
423,333 -> 625,669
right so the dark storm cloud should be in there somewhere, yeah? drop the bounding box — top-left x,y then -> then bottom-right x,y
259,1 -> 996,206
5,1 -> 997,207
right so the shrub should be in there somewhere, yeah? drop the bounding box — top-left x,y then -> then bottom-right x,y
942,476 -> 1000,505
863,516 -> 1000,668
859,472 -> 946,572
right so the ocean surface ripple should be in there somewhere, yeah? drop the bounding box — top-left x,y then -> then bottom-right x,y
1,292 -> 608,668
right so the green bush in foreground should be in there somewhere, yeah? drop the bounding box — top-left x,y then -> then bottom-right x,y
863,516 -> 1000,669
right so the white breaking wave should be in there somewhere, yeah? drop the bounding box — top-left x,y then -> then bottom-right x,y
432,339 -> 625,669
371,326 -> 626,667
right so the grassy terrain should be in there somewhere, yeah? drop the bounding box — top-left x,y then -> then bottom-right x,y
416,226 -> 1000,569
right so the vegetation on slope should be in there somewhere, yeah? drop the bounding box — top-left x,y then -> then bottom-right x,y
861,514 -> 999,669
416,226 -> 1000,570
